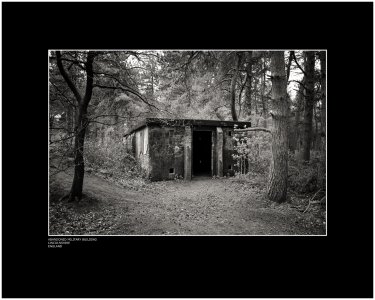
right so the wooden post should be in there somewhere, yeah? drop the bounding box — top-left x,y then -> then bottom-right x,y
184,126 -> 192,180
216,127 -> 223,177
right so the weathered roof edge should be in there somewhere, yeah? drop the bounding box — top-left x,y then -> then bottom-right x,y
123,118 -> 252,137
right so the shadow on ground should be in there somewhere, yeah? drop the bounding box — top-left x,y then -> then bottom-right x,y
49,170 -> 326,235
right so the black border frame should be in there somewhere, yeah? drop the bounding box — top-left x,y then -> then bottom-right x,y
2,2 -> 373,298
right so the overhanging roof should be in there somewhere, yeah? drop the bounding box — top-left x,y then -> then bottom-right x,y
124,118 -> 252,137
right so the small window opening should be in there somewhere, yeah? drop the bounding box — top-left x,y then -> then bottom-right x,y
228,131 -> 232,136
169,168 -> 175,174
228,165 -> 232,170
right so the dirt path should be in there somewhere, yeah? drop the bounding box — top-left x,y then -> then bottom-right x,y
49,171 -> 325,235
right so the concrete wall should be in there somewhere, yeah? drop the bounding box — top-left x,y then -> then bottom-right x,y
216,127 -> 223,177
124,132 -> 135,156
134,127 -> 150,176
127,124 -> 236,181
148,125 -> 185,181
184,126 -> 192,180
211,129 -> 217,176
222,127 -> 236,176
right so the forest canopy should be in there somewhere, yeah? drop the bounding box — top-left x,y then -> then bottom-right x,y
49,50 -> 317,132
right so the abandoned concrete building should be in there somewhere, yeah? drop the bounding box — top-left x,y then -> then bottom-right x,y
123,118 -> 252,181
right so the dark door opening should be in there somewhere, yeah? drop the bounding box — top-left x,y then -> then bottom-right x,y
193,130 -> 212,176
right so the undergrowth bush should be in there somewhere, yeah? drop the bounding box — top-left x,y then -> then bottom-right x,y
230,170 -> 268,188
84,138 -> 146,182
232,130 -> 271,175
49,134 -> 75,175
288,151 -> 325,193
231,128 -> 326,195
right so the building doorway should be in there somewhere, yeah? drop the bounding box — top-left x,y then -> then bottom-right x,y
193,130 -> 212,176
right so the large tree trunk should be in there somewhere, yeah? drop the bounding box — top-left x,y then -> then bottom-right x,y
231,52 -> 243,121
313,103 -> 320,151
245,51 -> 253,115
301,51 -> 315,162
286,51 -> 294,82
293,77 -> 305,154
66,104 -> 73,133
69,108 -> 88,200
66,104 -> 75,152
266,51 -> 289,203
254,81 -> 258,115
56,50 -> 96,202
261,58 -> 267,119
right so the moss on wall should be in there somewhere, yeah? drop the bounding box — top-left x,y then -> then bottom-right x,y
149,126 -> 185,181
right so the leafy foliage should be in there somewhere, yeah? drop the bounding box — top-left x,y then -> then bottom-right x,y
288,151 -> 325,193
232,131 -> 325,195
84,137 -> 147,182
232,130 -> 272,175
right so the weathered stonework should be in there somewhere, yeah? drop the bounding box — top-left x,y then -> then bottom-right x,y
216,127 -> 223,177
123,118 -> 251,181
223,127 -> 235,176
184,126 -> 192,180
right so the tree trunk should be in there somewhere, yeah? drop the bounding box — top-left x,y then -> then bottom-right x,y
150,69 -> 154,99
254,84 -> 258,115
318,51 -> 326,187
49,115 -> 54,142
56,50 -> 96,202
49,115 -> 54,129
320,51 -> 326,143
231,52 -> 243,121
245,51 -> 253,115
261,58 -> 267,119
286,51 -> 294,82
301,51 -> 315,162
266,51 -> 289,203
69,108 -> 87,200
293,77 -> 305,157
66,104 -> 72,133
313,103 -> 320,151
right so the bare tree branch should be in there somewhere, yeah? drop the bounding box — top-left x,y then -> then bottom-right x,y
289,80 -> 308,91
88,120 -> 124,126
49,133 -> 77,144
82,51 -> 98,107
93,83 -> 160,110
292,51 -> 307,77
174,51 -> 199,71
50,80 -> 77,107
90,114 -> 129,120
286,51 -> 293,82
56,51 -> 82,103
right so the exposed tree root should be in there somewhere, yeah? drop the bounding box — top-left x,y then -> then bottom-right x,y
58,193 -> 82,203
68,194 -> 81,202
58,194 -> 70,202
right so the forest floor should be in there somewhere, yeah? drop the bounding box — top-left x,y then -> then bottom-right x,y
49,170 -> 326,235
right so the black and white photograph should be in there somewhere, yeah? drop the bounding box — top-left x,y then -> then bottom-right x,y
3,1 -> 373,298
48,49 -> 327,236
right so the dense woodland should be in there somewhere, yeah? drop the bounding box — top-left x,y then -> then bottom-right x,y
49,50 -> 326,208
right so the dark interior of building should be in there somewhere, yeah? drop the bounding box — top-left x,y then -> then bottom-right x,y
193,130 -> 212,176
